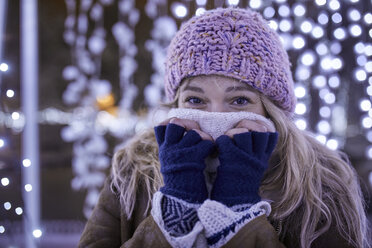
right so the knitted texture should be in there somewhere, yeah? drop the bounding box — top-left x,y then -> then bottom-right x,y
165,7 -> 296,113
161,195 -> 199,237
151,192 -> 205,248
155,123 -> 215,203
198,200 -> 271,248
211,131 -> 278,206
168,108 -> 275,140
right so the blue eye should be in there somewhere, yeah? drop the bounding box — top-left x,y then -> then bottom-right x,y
185,97 -> 203,104
233,97 -> 249,105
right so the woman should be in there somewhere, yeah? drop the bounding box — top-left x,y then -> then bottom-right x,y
78,7 -> 370,248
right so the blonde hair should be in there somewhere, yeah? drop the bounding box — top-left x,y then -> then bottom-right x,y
111,94 -> 370,248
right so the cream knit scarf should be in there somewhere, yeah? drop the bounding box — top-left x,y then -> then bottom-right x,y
167,108 -> 275,140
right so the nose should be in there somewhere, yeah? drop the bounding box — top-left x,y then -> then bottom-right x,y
209,103 -> 228,112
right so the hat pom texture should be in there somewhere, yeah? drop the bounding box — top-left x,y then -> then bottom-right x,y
164,8 -> 296,113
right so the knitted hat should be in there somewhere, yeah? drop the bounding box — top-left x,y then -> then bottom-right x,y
164,7 -> 296,113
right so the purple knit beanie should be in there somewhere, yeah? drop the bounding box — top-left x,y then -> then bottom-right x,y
164,7 -> 296,113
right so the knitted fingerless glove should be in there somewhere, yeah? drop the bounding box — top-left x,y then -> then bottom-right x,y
155,123 -> 215,203
211,131 -> 278,206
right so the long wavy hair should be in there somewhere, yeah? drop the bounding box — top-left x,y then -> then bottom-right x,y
111,92 -> 370,248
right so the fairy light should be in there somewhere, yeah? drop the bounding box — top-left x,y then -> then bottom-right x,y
332,13 -> 342,24
293,4 -> 306,17
1,177 -> 9,186
355,68 -> 367,81
25,184 -> 33,192
278,5 -> 290,17
364,13 -> 372,25
6,89 -> 14,98
348,9 -> 361,22
317,120 -> 331,135
360,99 -> 372,112
326,139 -> 339,150
328,75 -> 340,88
32,229 -> 42,238
300,20 -> 313,33
0,62 -> 8,71
227,0 -> 239,6
349,24 -> 362,37
279,19 -> 292,32
195,8 -> 206,16
328,0 -> 340,11
292,35 -> 305,49
295,103 -> 307,115
268,20 -> 278,31
316,134 -> 327,144
263,6 -> 275,19
15,207 -> 23,215
334,27 -> 346,40
295,119 -> 307,130
11,112 -> 20,120
295,85 -> 306,98
320,106 -> 332,118
23,159 -> 31,167
318,12 -> 329,25
316,43 -> 328,55
196,0 -> 207,5
313,75 -> 327,88
172,3 -> 187,18
0,226 -> 5,234
4,202 -> 11,210
315,0 -> 326,6
249,0 -> 262,9
0,139 -> 4,148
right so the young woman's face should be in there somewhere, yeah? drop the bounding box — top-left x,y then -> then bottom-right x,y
178,75 -> 266,116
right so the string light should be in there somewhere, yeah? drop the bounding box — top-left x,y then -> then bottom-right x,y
328,0 -> 340,11
15,207 -> 23,215
364,13 -> 372,25
362,117 -> 372,129
293,4 -> 306,17
1,177 -> 9,186
317,120 -> 331,134
316,134 -> 327,144
292,35 -> 305,49
32,229 -> 42,238
318,12 -> 329,25
320,106 -> 331,118
11,112 -> 20,120
326,139 -> 339,150
0,63 -> 8,72
349,24 -> 362,37
334,27 -> 347,40
25,184 -> 33,192
172,3 -> 187,18
249,0 -> 262,9
295,103 -> 307,115
355,68 -> 367,81
332,13 -> 342,24
300,20 -> 313,33
328,75 -> 340,88
348,9 -> 361,22
0,139 -> 4,148
360,99 -> 372,111
295,119 -> 307,130
295,85 -> 307,98
4,202 -> 11,210
0,226 -> 5,234
315,0 -> 326,6
195,8 -> 206,16
263,6 -> 275,19
6,89 -> 15,98
227,0 -> 239,6
23,159 -> 31,167
278,5 -> 290,17
196,0 -> 207,5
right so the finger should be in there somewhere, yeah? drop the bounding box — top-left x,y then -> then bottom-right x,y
233,132 -> 253,153
178,130 -> 202,147
193,129 -> 213,141
216,135 -> 234,151
158,118 -> 174,126
164,123 -> 186,144
169,118 -> 201,131
224,128 -> 250,139
235,119 -> 269,133
154,125 -> 167,144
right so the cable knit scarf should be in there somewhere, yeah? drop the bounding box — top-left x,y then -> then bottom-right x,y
167,108 -> 275,140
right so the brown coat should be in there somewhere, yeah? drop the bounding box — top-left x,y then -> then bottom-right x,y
78,178 -> 354,248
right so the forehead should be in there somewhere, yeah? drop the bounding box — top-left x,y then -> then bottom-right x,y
180,75 -> 258,93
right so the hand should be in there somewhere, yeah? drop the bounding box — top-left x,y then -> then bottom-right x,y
154,120 -> 215,203
211,131 -> 278,206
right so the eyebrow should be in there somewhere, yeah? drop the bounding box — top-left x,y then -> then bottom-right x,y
226,86 -> 255,93
182,85 -> 205,93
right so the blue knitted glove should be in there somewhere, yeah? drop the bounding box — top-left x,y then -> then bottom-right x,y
155,123 -> 215,203
211,131 -> 278,206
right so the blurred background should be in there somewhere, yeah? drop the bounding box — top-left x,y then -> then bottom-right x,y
0,0 -> 371,247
